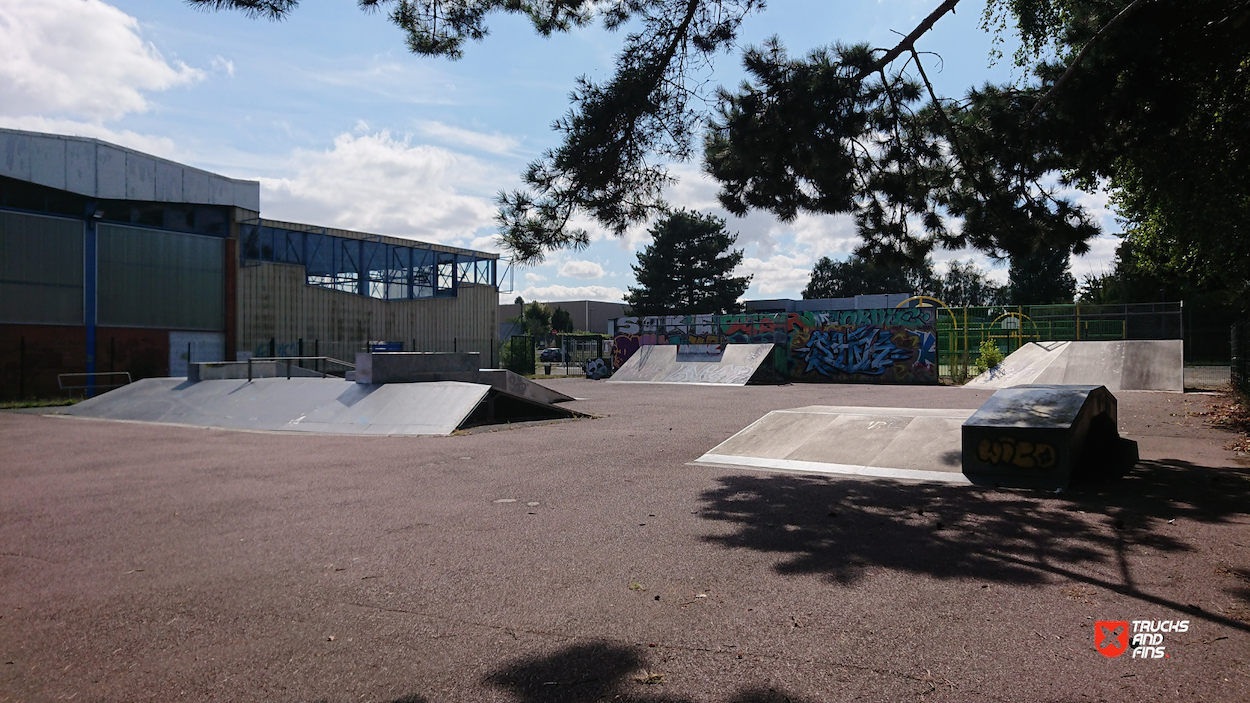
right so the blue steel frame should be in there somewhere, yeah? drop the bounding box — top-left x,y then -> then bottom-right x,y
239,222 -> 496,300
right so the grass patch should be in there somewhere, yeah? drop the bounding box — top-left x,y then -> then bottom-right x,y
0,397 -> 80,409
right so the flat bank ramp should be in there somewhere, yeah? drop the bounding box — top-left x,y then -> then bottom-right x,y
62,377 -> 494,435
608,343 -> 775,385
693,406 -> 974,484
965,340 -> 1183,392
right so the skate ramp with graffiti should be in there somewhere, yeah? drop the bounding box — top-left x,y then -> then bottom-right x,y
62,375 -> 580,435
693,405 -> 976,483
965,340 -> 1183,392
611,309 -> 939,384
607,343 -> 778,386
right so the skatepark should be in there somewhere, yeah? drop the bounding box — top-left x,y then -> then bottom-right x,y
2,341 -> 1248,702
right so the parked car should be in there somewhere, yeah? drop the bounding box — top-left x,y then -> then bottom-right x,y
539,348 -> 568,362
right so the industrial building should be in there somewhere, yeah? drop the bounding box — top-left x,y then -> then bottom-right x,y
498,299 -> 627,337
0,128 -> 500,399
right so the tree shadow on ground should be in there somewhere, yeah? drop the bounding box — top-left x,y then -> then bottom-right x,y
482,641 -> 818,703
698,459 -> 1250,632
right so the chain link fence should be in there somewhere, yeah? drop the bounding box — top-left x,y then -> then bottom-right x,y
1233,320 -> 1249,396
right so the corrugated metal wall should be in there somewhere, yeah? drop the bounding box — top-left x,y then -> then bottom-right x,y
237,261 -> 498,364
97,223 -> 225,330
0,210 -> 84,324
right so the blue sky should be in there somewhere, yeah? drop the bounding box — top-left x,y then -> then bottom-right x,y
0,0 -> 1122,303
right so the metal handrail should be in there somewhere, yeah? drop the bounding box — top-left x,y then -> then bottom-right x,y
58,372 -> 132,392
246,356 -> 355,381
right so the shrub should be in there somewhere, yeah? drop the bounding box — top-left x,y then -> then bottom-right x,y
971,339 -> 1006,376
501,337 -> 535,375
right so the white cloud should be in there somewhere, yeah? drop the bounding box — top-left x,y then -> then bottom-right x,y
740,253 -> 814,297
524,272 -> 547,283
0,0 -> 202,122
558,259 -> 605,279
256,130 -> 516,245
469,235 -> 503,253
1070,233 -> 1123,284
415,120 -> 520,155
519,284 -> 627,303
210,55 -> 234,78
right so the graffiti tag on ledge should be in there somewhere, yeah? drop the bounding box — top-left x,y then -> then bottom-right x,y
976,438 -> 1057,468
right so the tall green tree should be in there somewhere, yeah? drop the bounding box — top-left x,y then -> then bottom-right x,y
551,306 -> 574,333
625,210 -> 751,316
802,255 -> 935,300
521,301 -> 552,337
1003,247 -> 1076,305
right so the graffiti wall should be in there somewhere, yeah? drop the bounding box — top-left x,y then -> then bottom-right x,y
611,308 -> 938,384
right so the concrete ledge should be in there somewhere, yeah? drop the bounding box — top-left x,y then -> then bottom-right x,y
355,352 -> 481,384
962,384 -> 1139,489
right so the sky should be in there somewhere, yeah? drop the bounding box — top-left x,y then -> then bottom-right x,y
0,0 -> 1123,304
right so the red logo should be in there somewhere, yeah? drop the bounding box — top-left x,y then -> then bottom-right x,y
1095,620 -> 1130,658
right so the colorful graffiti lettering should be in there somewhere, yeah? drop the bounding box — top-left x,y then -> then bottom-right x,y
794,326 -> 916,376
976,437 -> 1057,468
610,309 -> 939,384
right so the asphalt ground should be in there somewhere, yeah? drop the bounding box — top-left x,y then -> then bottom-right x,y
1,381 -> 1248,703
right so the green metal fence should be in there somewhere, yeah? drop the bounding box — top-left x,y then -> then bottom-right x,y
931,302 -> 1182,382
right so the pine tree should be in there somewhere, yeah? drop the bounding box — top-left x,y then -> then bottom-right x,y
625,210 -> 751,316
551,306 -> 574,333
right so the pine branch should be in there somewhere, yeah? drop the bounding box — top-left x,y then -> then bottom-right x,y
856,0 -> 963,81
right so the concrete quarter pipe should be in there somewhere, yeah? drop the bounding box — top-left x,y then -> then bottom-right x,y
608,343 -> 777,386
965,340 -> 1184,392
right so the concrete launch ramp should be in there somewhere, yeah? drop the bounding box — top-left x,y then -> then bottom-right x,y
695,385 -> 1138,489
965,340 -> 1183,392
62,376 -> 579,435
693,405 -> 976,484
608,343 -> 777,386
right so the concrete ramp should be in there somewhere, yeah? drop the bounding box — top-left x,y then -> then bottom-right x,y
965,340 -> 1183,392
697,386 -> 1138,489
693,406 -> 974,483
62,377 -> 577,435
608,343 -> 777,386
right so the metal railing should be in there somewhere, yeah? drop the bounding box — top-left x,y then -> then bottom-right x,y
57,372 -> 132,395
245,356 -> 355,382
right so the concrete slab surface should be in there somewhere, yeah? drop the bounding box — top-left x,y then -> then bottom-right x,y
694,405 -> 975,483
60,377 -> 491,435
2,381 -> 1248,702
608,343 -> 775,385
967,341 -> 1185,392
